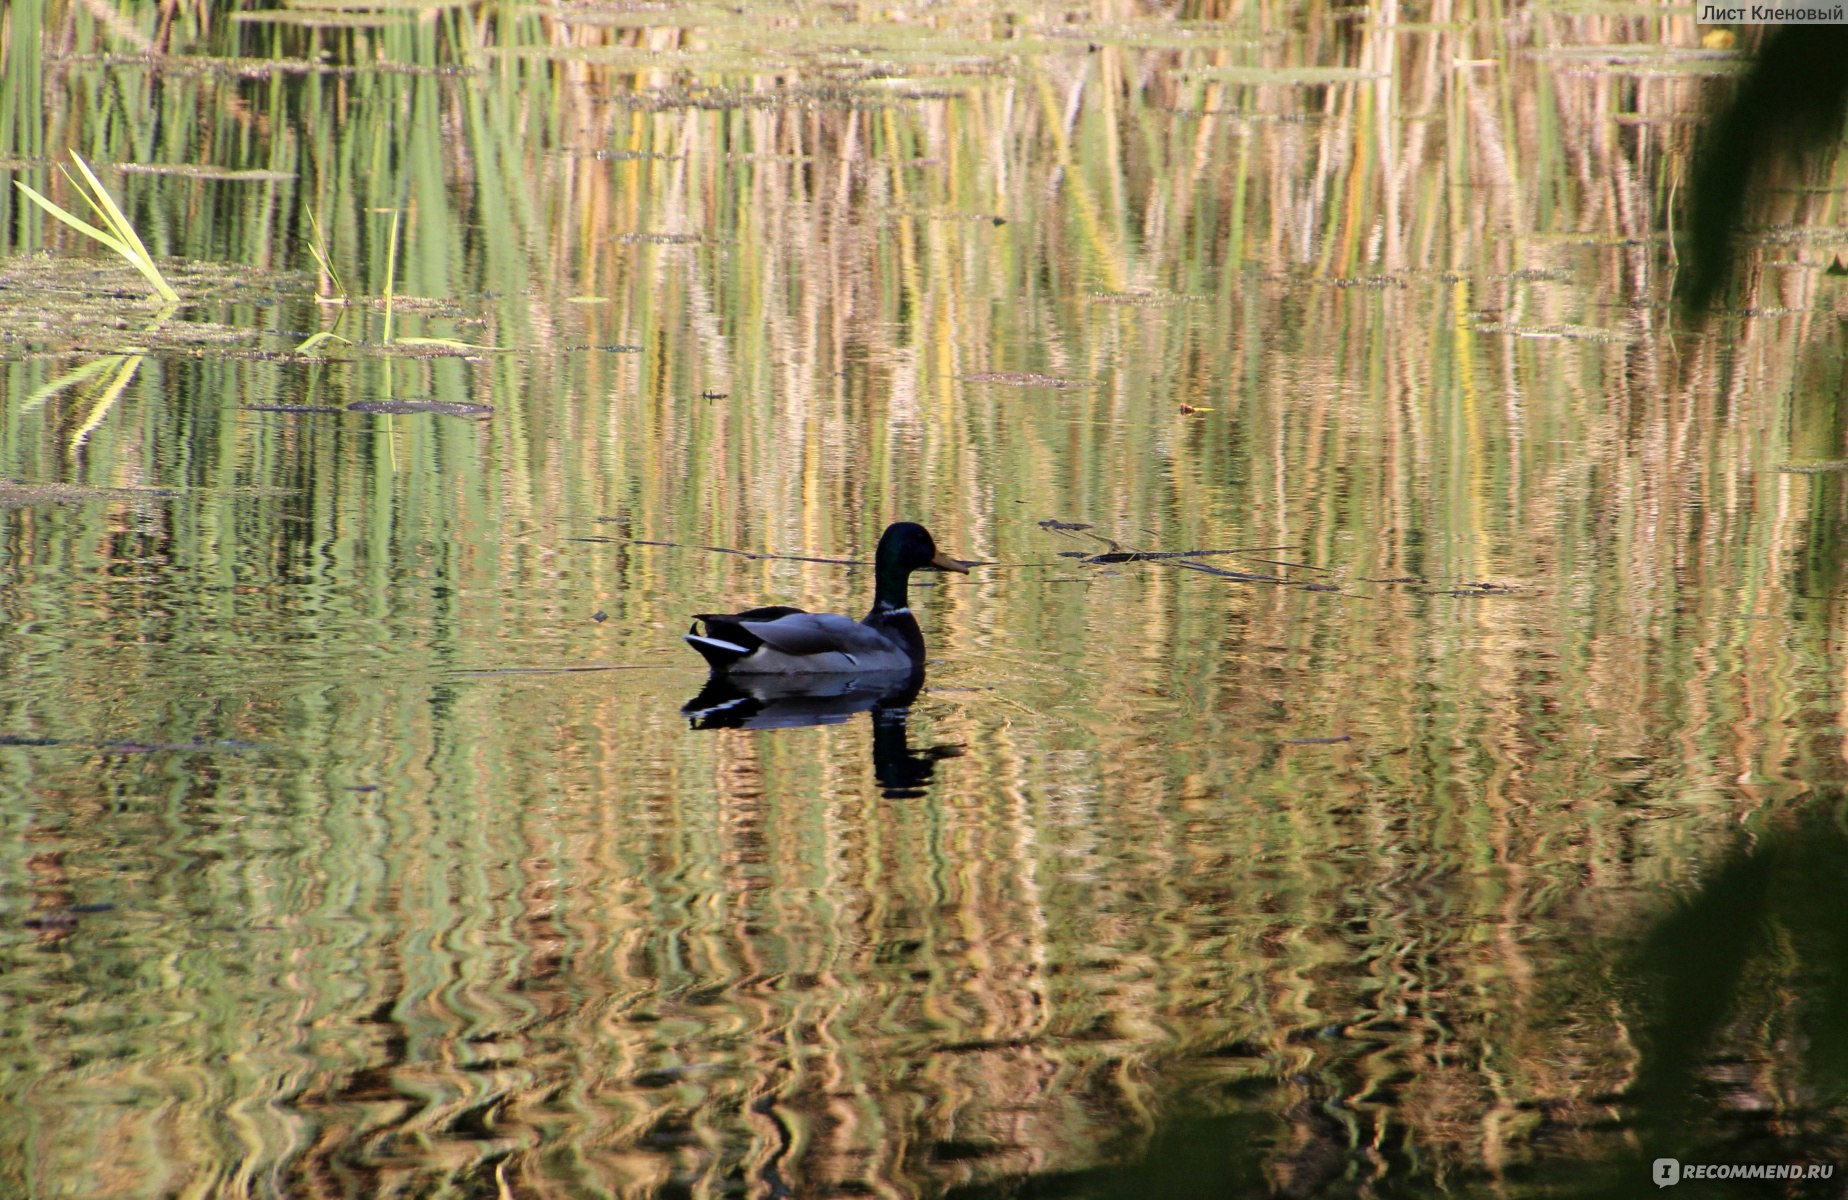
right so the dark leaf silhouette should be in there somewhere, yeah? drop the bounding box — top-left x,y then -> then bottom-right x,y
1681,28 -> 1848,311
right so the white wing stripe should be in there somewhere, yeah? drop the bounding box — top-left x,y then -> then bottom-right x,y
687,634 -> 750,655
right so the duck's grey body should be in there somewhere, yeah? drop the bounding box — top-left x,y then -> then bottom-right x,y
687,603 -> 923,674
684,523 -> 966,676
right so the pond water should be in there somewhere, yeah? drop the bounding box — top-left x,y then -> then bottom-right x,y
4,2 -> 1848,1197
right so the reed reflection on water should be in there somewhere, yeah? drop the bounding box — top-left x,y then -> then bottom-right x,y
2,1 -> 1847,1196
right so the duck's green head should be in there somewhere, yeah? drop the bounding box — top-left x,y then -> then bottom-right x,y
877,522 -> 969,577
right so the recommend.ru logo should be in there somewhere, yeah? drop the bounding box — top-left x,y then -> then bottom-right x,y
1652,1157 -> 1834,1186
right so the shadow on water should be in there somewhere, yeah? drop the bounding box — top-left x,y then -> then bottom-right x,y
955,804 -> 1848,1200
681,670 -> 963,798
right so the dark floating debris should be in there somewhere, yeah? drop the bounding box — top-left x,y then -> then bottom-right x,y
0,733 -> 259,753
0,482 -> 182,508
1170,560 -> 1288,582
960,372 -> 1093,388
1039,524 -> 1314,584
1085,549 -> 1263,564
1419,582 -> 1528,597
610,538 -> 862,566
119,163 -> 294,181
630,1062 -> 726,1088
1286,735 -> 1352,745
1089,289 -> 1199,307
22,912 -> 82,932
592,611 -> 608,623
242,404 -> 345,414
102,738 -> 262,754
23,902 -> 116,931
1501,267 -> 1572,283
346,400 -> 492,416
595,149 -> 683,162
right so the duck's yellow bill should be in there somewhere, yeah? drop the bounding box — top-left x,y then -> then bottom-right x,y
931,551 -> 971,574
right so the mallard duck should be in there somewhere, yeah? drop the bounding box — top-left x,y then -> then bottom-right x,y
685,521 -> 969,675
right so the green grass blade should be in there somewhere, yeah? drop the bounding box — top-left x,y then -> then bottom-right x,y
14,180 -> 133,257
392,336 -> 492,350
294,330 -> 352,353
69,155 -> 181,303
70,157 -> 164,269
382,207 -> 400,345
59,161 -> 122,235
304,207 -> 345,299
16,156 -> 181,303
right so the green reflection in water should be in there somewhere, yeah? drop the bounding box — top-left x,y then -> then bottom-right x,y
2,1 -> 1848,1196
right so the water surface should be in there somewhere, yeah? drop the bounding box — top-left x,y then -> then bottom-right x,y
2,2 -> 1845,1196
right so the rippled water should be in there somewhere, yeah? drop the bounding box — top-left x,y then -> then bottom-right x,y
3,2 -> 1847,1196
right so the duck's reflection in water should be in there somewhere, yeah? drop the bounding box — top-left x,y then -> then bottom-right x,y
681,670 -> 961,797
